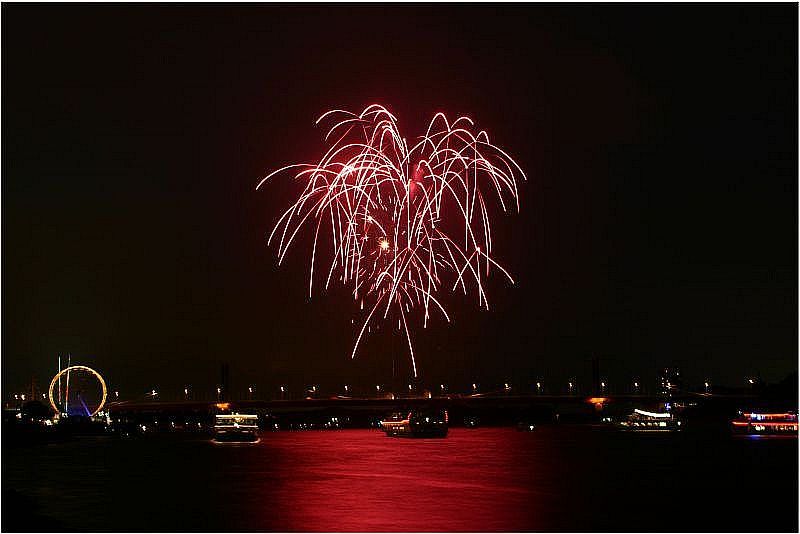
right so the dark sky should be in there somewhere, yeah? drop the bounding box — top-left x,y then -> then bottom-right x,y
3,4 -> 797,399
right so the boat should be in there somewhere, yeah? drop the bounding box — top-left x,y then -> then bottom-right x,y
731,412 -> 798,436
380,409 -> 448,438
615,408 -> 681,432
213,413 -> 259,442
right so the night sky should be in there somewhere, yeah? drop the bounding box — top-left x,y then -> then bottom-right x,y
3,4 -> 797,398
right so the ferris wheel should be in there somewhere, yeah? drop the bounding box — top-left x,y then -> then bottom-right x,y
48,365 -> 107,417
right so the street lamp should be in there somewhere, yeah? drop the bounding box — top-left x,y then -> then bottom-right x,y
704,380 -> 711,393
568,381 -> 574,394
216,387 -> 221,401
536,382 -> 542,394
472,383 -> 478,393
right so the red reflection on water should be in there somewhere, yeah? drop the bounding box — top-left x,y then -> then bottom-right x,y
264,428 -> 542,532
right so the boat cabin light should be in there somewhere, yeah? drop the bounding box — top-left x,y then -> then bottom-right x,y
634,409 -> 671,419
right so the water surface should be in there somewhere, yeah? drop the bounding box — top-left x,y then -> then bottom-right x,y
3,427 -> 797,531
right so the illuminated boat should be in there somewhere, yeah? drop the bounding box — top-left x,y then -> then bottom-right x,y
615,409 -> 681,432
731,412 -> 798,435
213,413 -> 259,442
380,410 -> 448,438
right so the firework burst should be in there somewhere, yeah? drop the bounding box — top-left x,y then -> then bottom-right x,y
258,104 -> 525,377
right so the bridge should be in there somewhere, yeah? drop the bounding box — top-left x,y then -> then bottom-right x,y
107,392 -> 758,427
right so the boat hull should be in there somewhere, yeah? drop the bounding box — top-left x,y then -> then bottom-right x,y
381,410 -> 449,438
384,425 -> 448,438
213,430 -> 259,442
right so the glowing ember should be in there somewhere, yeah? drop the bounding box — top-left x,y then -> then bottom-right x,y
258,104 -> 525,376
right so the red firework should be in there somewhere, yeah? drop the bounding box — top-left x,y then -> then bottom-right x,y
258,104 -> 525,377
